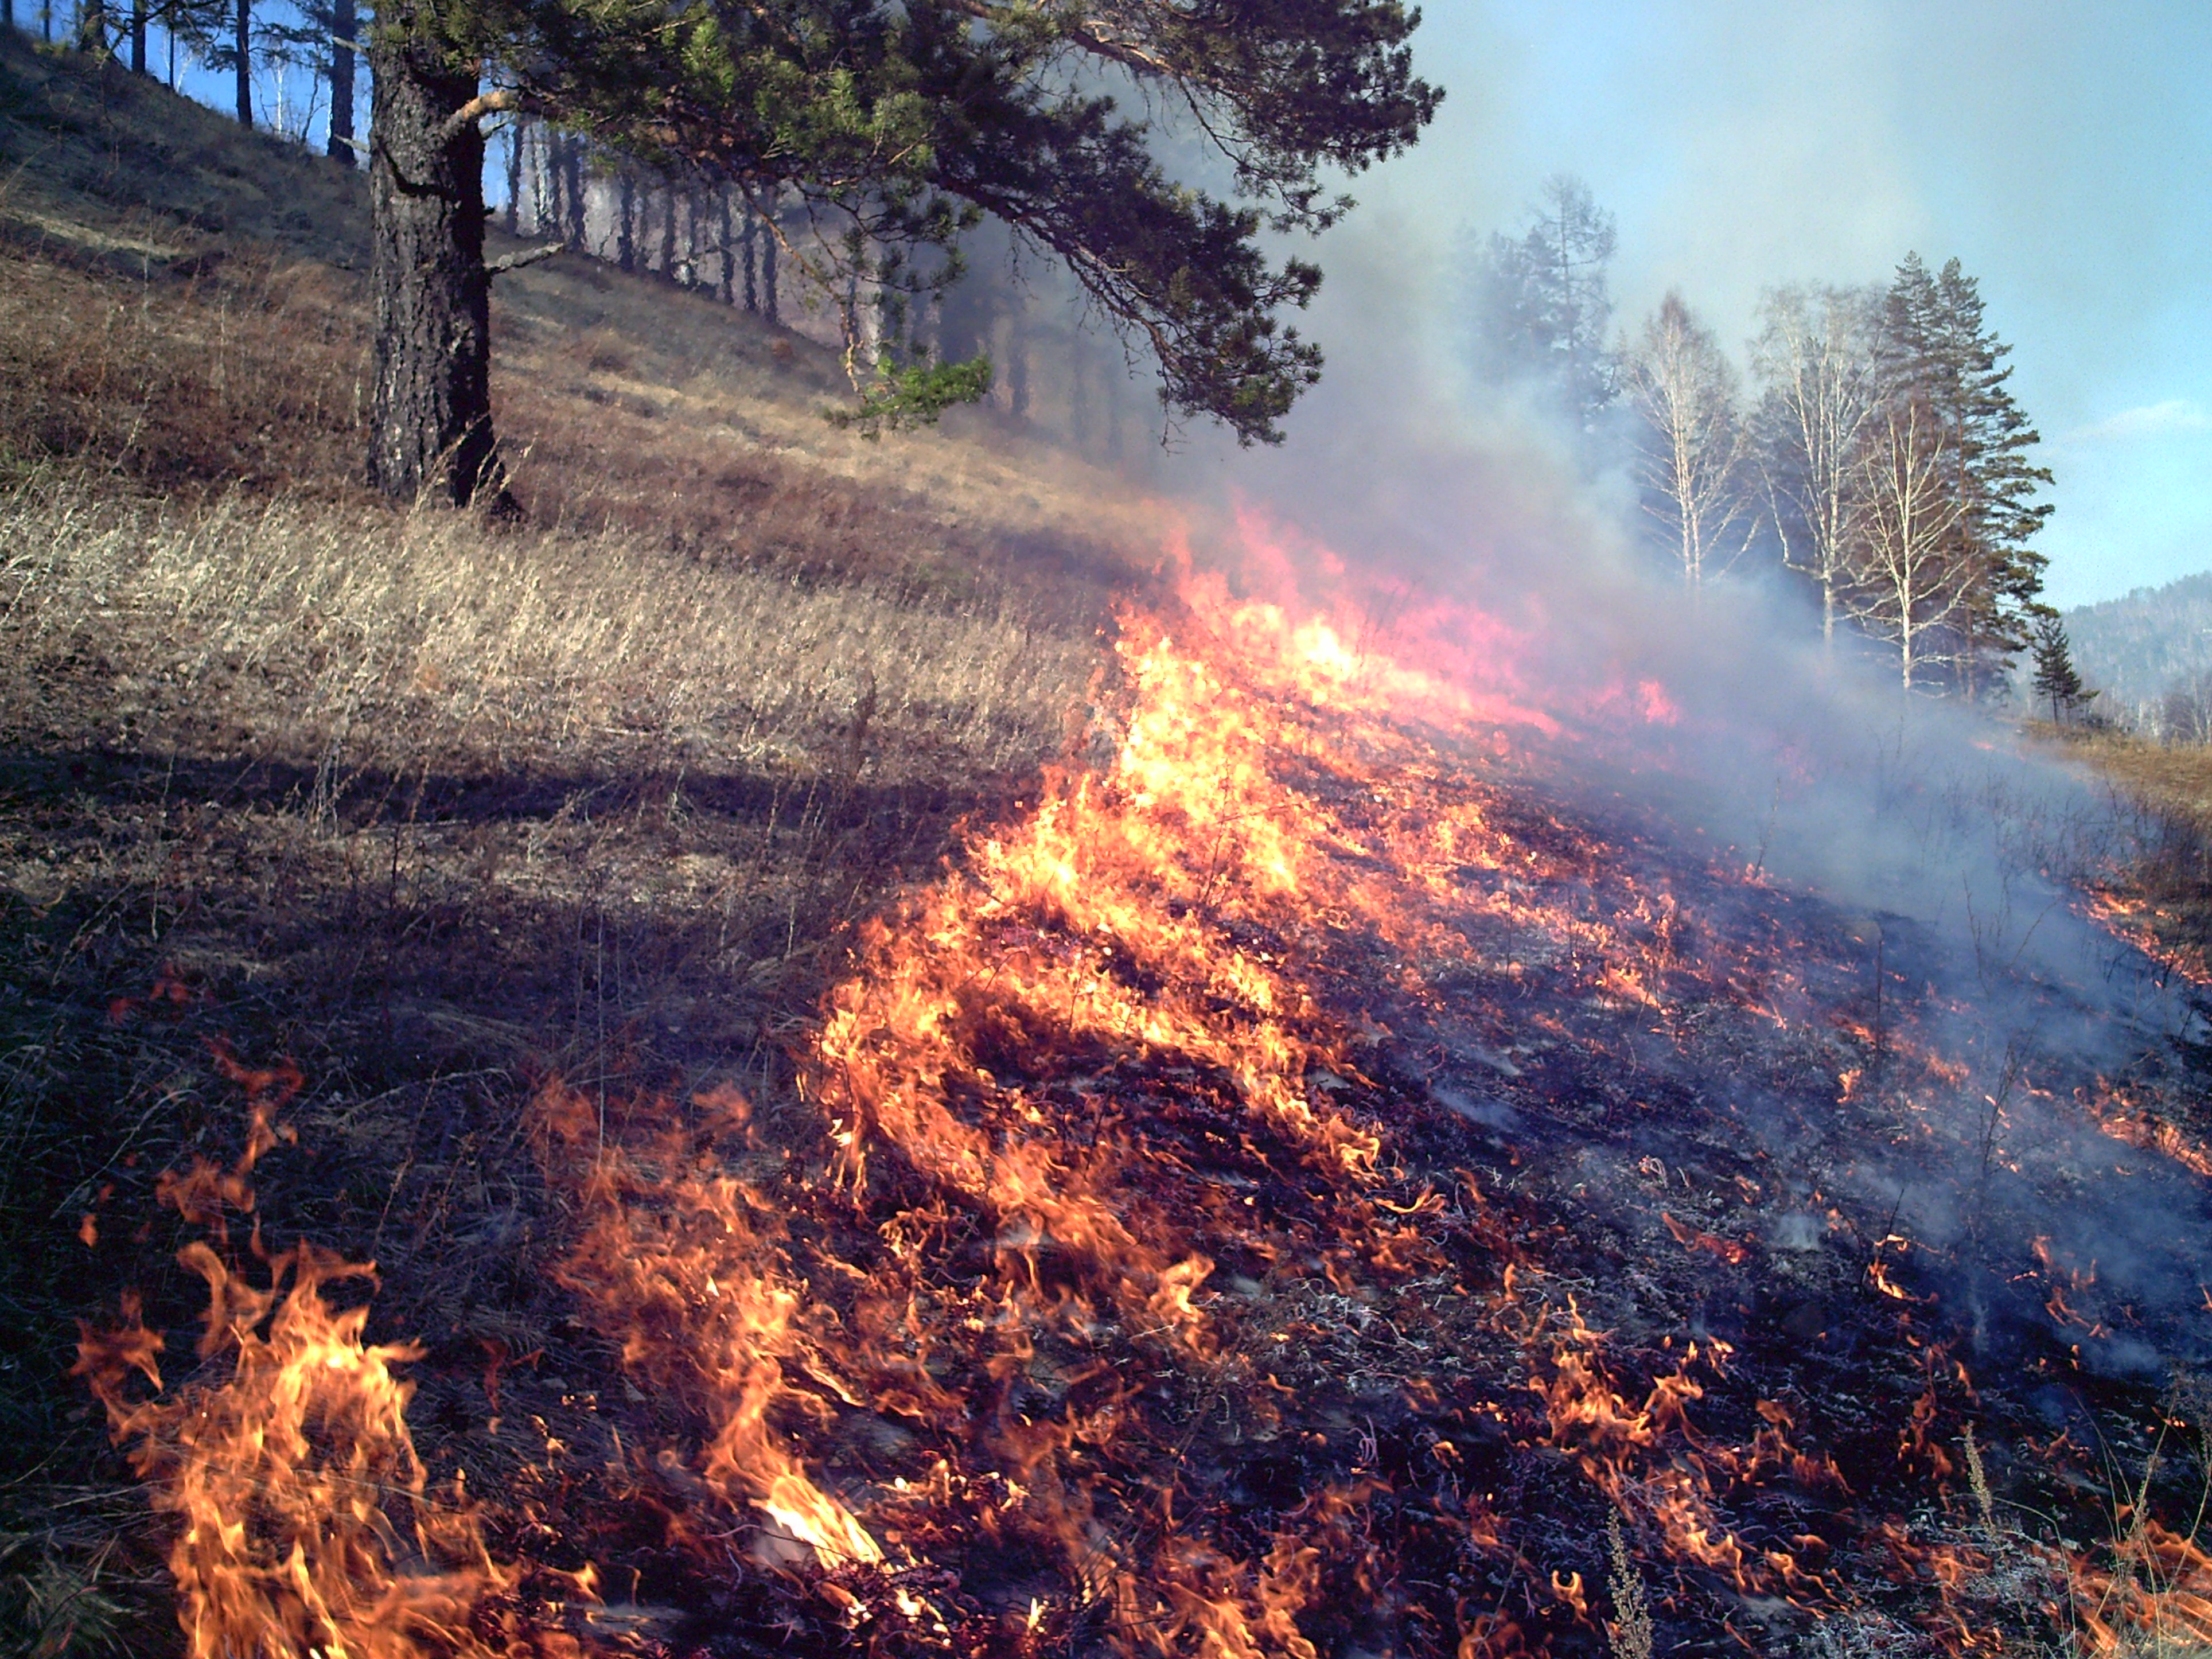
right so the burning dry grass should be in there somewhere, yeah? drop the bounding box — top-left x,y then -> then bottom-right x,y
17,34 -> 2212,1659
0,464 -> 1112,1653
2043,730 -> 2212,995
61,538 -> 2212,1659
0,46 -> 1154,1646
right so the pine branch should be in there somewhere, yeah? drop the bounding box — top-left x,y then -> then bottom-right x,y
441,90 -> 528,144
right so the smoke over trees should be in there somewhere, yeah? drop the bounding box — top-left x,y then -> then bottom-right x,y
1467,178 -> 2058,702
1467,175 -> 1619,438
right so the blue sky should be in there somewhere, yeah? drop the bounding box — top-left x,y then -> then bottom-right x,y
1339,0 -> 2212,608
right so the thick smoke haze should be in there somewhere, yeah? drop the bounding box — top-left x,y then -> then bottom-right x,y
1144,190 -> 2212,1376
1245,0 -> 2212,607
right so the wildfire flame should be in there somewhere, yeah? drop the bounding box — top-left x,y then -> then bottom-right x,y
85,521 -> 2212,1656
74,1057 -> 579,1658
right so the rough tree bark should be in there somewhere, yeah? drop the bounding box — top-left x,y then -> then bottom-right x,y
760,190 -> 777,323
741,204 -> 757,311
562,135 -> 585,248
365,37 -> 500,504
232,0 -> 249,123
718,188 -> 734,304
327,0 -> 356,162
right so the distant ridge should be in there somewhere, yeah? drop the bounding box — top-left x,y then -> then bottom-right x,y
2065,570 -> 2212,713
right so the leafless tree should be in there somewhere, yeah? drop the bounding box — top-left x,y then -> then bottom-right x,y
1750,285 -> 1886,645
1844,395 -> 1969,690
1623,292 -> 1753,589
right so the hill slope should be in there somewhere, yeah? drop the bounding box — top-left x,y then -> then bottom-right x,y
2065,570 -> 2212,716
0,37 -> 1158,1654
24,38 -> 2212,1659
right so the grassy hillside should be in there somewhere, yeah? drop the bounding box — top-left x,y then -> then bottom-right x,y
0,35 -> 1159,1654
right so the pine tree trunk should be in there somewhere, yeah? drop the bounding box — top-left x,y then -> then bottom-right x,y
365,37 -> 500,505
718,189 -> 734,305
130,0 -> 146,73
741,204 -> 756,311
77,0 -> 107,56
1007,317 -> 1029,419
232,0 -> 250,123
326,0 -> 355,161
531,128 -> 553,235
563,137 -> 585,248
761,194 -> 778,324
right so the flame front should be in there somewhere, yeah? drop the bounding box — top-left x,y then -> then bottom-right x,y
91,531 -> 2212,1656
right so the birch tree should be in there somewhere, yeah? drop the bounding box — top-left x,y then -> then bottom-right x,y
1844,394 -> 1969,690
1623,292 -> 1753,589
1749,284 -> 1884,644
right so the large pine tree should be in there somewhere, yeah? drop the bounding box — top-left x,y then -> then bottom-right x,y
362,0 -> 1442,505
1874,254 -> 2053,695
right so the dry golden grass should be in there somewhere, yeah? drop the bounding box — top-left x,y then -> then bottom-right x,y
2060,730 -> 2212,836
1,478 -> 1099,783
2029,727 -> 2212,991
0,39 -> 1167,1657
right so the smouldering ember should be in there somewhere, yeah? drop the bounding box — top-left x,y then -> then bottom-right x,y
77,532 -> 2212,1656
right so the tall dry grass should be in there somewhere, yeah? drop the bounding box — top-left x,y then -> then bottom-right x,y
0,476 -> 1097,784
0,468 -> 1113,1657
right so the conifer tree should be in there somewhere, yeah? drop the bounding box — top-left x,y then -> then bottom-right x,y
361,0 -> 1441,505
1468,174 -> 1618,435
1939,258 -> 2055,694
326,0 -> 357,160
2028,609 -> 2093,723
1874,254 -> 2053,695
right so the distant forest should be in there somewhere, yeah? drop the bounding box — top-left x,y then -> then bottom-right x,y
2063,575 -> 2212,738
1465,176 -> 2075,712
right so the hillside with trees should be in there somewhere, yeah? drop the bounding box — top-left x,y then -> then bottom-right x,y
24,19 -> 2212,1659
2063,571 -> 2212,734
1469,182 -> 2062,704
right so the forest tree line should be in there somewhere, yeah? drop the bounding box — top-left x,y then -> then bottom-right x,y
1472,177 -> 2088,714
13,0 -> 360,155
14,0 -> 1151,460
8,7 -> 2099,702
